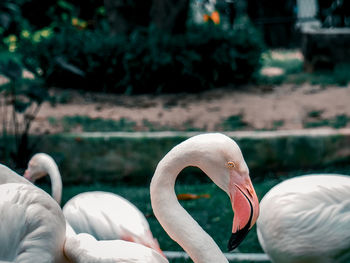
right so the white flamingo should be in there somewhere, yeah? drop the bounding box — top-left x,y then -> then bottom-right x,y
18,133 -> 259,262
24,153 -> 163,255
0,164 -> 167,263
257,174 -> 350,263
150,133 -> 260,262
0,162 -> 32,185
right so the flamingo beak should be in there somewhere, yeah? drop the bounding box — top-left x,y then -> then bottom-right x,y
228,175 -> 259,251
23,169 -> 33,182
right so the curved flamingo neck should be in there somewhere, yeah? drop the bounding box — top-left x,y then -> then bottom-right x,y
150,145 -> 228,263
44,160 -> 62,205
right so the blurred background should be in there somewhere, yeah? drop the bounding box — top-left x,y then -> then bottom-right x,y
1,0 -> 350,262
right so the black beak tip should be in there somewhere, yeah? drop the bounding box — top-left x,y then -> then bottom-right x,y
227,227 -> 250,251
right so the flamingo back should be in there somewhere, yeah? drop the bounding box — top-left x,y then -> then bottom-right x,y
63,191 -> 162,253
0,183 -> 67,263
64,233 -> 168,263
257,174 -> 350,263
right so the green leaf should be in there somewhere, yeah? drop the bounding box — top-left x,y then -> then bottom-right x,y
57,0 -> 75,11
0,60 -> 22,80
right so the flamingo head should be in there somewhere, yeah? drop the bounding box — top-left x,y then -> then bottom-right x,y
24,153 -> 52,182
190,133 -> 260,251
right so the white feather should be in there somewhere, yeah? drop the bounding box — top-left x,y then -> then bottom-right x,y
0,183 -> 67,263
0,165 -> 167,262
63,191 -> 156,246
25,153 -> 163,254
257,174 -> 350,263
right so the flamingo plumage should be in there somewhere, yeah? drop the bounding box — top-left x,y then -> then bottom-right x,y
14,132 -> 259,262
150,133 -> 260,262
257,174 -> 350,263
24,153 -> 163,255
0,163 -> 167,263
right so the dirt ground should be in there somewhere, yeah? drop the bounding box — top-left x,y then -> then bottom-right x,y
26,83 -> 350,134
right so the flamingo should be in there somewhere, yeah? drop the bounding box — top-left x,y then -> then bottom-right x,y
0,162 -> 31,185
20,133 -> 259,262
0,164 -> 167,263
256,174 -> 350,263
23,153 -> 163,255
150,133 -> 260,262
0,182 -> 68,263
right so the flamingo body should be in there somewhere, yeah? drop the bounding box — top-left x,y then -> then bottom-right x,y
0,165 -> 167,263
0,183 -> 67,263
63,191 -> 160,250
0,164 -> 31,185
64,233 -> 166,263
25,153 -> 163,255
18,132 -> 259,263
257,174 -> 350,263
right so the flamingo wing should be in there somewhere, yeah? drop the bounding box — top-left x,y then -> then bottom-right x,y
257,174 -> 350,263
63,191 -> 159,249
0,183 -> 67,263
64,233 -> 168,263
0,164 -> 31,185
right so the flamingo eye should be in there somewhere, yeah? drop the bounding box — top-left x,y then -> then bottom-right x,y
227,161 -> 236,168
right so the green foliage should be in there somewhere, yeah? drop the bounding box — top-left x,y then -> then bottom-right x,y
61,115 -> 136,132
18,22 -> 264,94
307,110 -> 323,118
304,64 -> 350,87
221,114 -> 248,130
48,116 -> 206,132
272,120 -> 284,130
0,0 -> 25,39
333,63 -> 350,86
258,50 -> 350,87
258,73 -> 286,85
257,50 -> 303,85
141,119 -> 205,132
0,56 -> 51,169
261,53 -> 303,75
303,114 -> 350,129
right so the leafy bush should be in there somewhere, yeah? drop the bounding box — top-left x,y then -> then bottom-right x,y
19,22 -> 264,94
333,63 -> 350,86
0,57 -> 52,169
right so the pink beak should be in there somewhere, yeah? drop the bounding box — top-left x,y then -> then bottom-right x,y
228,175 -> 259,251
23,169 -> 33,182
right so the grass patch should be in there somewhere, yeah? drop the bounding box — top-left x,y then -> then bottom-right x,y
257,49 -> 303,85
333,63 -> 350,86
307,110 -> 323,118
49,116 -> 205,133
141,119 -> 205,132
303,114 -> 350,129
221,114 -> 248,130
261,51 -> 303,75
258,49 -> 350,86
60,115 -> 136,132
272,120 -> 284,130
